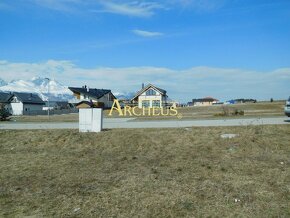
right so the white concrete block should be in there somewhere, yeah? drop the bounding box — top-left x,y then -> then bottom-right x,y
79,108 -> 103,133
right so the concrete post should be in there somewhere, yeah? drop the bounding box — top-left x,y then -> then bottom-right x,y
79,108 -> 103,132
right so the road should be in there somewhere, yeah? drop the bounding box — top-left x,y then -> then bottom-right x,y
0,117 -> 289,130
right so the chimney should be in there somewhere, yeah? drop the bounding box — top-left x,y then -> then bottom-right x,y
142,83 -> 144,89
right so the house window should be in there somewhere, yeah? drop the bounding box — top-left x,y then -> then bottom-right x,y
152,100 -> 160,107
146,89 -> 156,96
142,100 -> 150,108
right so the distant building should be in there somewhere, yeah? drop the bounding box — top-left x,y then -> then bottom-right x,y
75,101 -> 104,109
43,101 -> 71,111
192,97 -> 219,106
234,99 -> 257,104
226,99 -> 257,104
9,92 -> 45,115
131,84 -> 168,108
69,86 -> 116,108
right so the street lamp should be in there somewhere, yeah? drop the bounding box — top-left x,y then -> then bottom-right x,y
45,78 -> 50,120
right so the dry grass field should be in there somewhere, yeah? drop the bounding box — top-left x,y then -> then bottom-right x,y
0,125 -> 290,217
9,101 -> 286,123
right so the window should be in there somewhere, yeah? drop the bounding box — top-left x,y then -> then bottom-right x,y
142,100 -> 150,108
152,100 -> 160,107
146,89 -> 156,96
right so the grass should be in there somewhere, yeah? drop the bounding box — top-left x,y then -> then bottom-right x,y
0,125 -> 290,217
8,101 -> 286,123
133,101 -> 285,121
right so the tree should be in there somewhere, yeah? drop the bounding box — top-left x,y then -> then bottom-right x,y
0,104 -> 11,121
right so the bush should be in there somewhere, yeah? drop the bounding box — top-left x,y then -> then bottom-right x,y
232,109 -> 245,116
215,107 -> 245,117
0,108 -> 11,121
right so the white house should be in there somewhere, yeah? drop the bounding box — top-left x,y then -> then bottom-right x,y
69,86 -> 116,108
131,84 -> 168,108
6,92 -> 45,115
192,97 -> 219,106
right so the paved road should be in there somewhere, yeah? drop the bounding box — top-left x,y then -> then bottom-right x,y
0,117 -> 289,130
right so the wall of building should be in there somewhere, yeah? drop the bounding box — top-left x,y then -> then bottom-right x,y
10,102 -> 23,115
137,88 -> 166,108
23,104 -> 44,113
10,103 -> 44,115
98,93 -> 114,108
193,101 -> 218,106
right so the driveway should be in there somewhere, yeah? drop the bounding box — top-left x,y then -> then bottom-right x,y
0,117 -> 289,130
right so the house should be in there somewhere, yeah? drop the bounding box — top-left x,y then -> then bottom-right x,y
192,97 -> 219,106
9,92 -> 45,115
69,86 -> 116,108
75,101 -> 104,109
131,84 -> 168,108
43,101 -> 71,110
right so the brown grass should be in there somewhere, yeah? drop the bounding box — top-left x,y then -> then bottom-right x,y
9,101 -> 285,123
0,125 -> 290,217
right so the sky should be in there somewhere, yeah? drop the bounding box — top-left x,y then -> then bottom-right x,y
0,0 -> 290,102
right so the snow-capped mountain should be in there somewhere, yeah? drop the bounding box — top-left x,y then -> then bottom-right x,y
0,77 -> 74,101
113,92 -> 135,100
0,78 -> 7,87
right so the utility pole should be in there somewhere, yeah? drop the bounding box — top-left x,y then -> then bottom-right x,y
45,78 -> 50,120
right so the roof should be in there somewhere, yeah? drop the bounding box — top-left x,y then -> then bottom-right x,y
45,101 -> 69,107
69,87 -> 113,100
76,101 -> 95,108
131,84 -> 167,101
75,101 -> 104,108
13,92 -> 45,104
193,97 -> 219,102
0,92 -> 13,103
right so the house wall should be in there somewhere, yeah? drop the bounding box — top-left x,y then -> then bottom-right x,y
75,93 -> 114,109
10,102 -> 24,115
97,93 -> 114,108
23,104 -> 44,113
80,93 -> 90,100
193,101 -> 218,106
10,102 -> 44,115
137,88 -> 166,108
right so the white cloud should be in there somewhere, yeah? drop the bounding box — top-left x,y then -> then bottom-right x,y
30,0 -> 82,12
97,1 -> 164,17
1,60 -> 289,102
132,29 -> 164,37
168,0 -> 226,11
3,0 -> 224,16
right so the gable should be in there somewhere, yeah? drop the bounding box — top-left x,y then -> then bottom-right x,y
131,84 -> 166,101
11,96 -> 20,103
140,88 -> 160,96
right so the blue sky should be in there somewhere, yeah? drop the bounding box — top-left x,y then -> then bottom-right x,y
0,0 -> 290,102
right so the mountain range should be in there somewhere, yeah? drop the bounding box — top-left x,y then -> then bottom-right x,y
0,77 -> 74,101
0,77 -> 135,101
